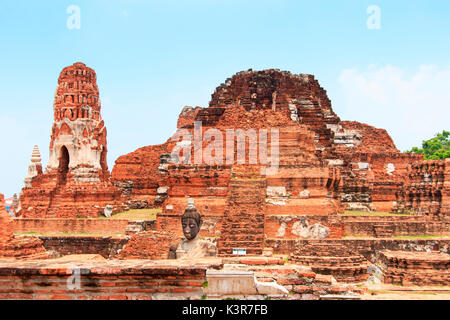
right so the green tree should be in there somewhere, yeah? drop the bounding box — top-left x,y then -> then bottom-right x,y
405,130 -> 450,160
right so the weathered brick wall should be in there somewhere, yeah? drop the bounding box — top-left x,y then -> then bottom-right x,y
380,251 -> 449,286
443,158 -> 450,216
112,142 -> 170,207
266,238 -> 450,257
0,213 -> 13,244
39,236 -> 128,258
13,219 -> 130,235
0,261 -> 218,300
115,231 -> 179,260
342,216 -> 450,237
1,213 -> 48,259
0,194 -> 6,214
395,159 -> 449,217
159,164 -> 231,228
333,121 -> 424,213
265,215 -> 345,239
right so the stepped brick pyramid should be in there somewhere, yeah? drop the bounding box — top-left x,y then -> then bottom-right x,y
0,66 -> 448,299
12,67 -> 449,260
112,69 -> 449,257
19,63 -> 122,218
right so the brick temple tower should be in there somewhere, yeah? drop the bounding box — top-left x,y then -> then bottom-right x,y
48,62 -> 109,183
19,62 -> 121,218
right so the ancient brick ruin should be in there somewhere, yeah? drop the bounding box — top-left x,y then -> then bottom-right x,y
380,251 -> 449,286
112,69 -> 449,246
0,209 -> 48,260
19,63 -> 122,218
394,159 -> 450,217
0,66 -> 448,300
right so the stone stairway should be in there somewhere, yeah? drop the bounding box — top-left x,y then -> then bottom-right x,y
217,166 -> 266,257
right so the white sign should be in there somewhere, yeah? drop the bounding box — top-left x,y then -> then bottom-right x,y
233,248 -> 247,256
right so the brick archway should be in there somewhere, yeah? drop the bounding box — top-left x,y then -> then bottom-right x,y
57,146 -> 70,185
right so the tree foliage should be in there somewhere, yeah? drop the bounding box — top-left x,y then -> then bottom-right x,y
405,130 -> 450,160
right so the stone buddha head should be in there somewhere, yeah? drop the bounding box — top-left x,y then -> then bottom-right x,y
181,199 -> 202,241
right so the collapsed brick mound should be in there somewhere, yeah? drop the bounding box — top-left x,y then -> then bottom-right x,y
289,241 -> 369,283
0,236 -> 50,260
380,250 -> 450,286
112,143 -> 170,208
115,231 -> 179,260
0,213 -> 49,260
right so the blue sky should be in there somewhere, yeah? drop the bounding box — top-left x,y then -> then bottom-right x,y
0,0 -> 449,197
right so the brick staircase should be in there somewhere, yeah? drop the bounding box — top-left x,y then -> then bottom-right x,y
46,187 -> 64,218
217,166 -> 266,257
46,187 -> 99,218
289,241 -> 370,283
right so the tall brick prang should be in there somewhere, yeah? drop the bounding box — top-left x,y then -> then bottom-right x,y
19,63 -> 122,218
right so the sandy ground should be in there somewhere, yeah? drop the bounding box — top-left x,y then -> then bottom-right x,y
362,284 -> 450,300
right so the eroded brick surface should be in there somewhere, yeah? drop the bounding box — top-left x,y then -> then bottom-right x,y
380,250 -> 450,286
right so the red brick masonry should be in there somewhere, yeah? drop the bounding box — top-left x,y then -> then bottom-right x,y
0,259 -> 222,300
380,251 -> 449,286
13,219 -> 130,235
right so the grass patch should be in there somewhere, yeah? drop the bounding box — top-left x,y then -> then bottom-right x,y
16,232 -> 39,235
343,235 -> 371,239
340,211 -> 409,217
103,208 -> 161,221
394,235 -> 448,240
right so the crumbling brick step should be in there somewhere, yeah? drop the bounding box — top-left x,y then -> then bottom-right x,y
292,256 -> 367,267
289,240 -> 370,283
380,250 -> 450,286
217,178 -> 266,257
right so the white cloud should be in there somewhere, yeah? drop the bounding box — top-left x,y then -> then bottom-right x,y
337,65 -> 450,151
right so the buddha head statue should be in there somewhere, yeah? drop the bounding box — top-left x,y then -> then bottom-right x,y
181,198 -> 202,241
